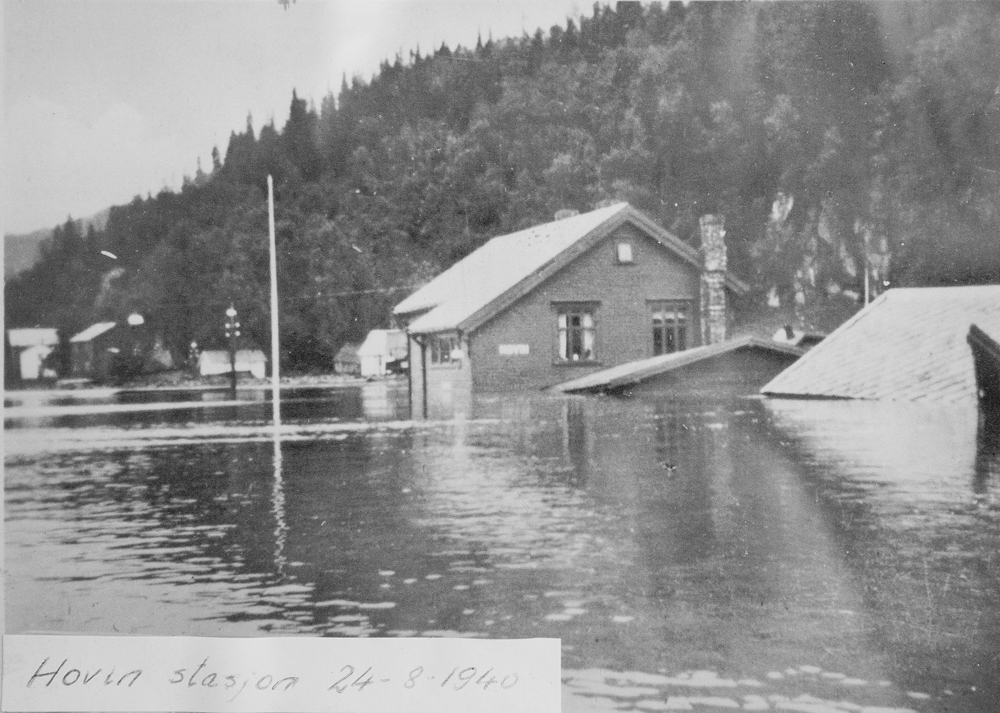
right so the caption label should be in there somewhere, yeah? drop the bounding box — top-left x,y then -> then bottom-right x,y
2,635 -> 560,712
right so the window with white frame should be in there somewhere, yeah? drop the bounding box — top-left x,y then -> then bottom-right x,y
556,306 -> 597,362
650,301 -> 690,355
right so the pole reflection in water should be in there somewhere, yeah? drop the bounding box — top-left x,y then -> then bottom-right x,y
272,425 -> 288,577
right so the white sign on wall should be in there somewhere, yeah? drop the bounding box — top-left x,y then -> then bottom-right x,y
497,344 -> 530,356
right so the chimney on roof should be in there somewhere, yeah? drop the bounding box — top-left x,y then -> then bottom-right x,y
699,215 -> 727,346
554,209 -> 580,221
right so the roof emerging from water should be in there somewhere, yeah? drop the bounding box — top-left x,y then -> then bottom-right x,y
761,285 -> 1000,402
393,203 -> 748,334
553,335 -> 803,393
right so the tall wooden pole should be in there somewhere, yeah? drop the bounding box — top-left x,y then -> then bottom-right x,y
268,175 -> 281,427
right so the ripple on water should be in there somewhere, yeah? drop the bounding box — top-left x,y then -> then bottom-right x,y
563,668 -> 921,713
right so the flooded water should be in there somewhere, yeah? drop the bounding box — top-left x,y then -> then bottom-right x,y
5,381 -> 1000,712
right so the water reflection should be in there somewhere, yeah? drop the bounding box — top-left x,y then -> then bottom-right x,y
975,413 -> 1000,489
764,397 -> 1000,711
272,428 -> 288,576
6,385 -> 999,710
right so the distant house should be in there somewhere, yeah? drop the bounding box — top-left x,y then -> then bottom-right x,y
334,343 -> 361,375
198,349 -> 267,379
393,203 -> 749,416
7,328 -> 59,380
762,285 -> 1000,402
69,320 -> 173,382
357,329 -> 408,377
553,335 -> 804,396
69,322 -> 119,380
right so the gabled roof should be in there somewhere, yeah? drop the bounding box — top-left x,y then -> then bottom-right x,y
8,327 -> 59,347
393,203 -> 750,335
761,285 -> 1000,402
552,336 -> 804,393
69,322 -> 117,343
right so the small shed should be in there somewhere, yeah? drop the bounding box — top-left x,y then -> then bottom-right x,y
7,328 -> 59,380
552,335 -> 804,396
334,343 -> 362,375
69,322 -> 118,380
762,285 -> 1000,402
198,349 -> 267,379
357,329 -> 408,377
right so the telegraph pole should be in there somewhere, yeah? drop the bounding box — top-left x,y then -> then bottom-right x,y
268,175 -> 281,427
225,304 -> 240,397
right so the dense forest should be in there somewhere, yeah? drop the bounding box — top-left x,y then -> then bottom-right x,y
7,1 -> 1000,372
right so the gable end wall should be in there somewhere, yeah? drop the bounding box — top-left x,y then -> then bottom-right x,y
470,224 -> 701,392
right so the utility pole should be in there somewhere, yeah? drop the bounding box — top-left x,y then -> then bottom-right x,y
268,175 -> 281,428
225,304 -> 240,398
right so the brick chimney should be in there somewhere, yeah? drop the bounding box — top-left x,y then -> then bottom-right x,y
699,214 -> 727,346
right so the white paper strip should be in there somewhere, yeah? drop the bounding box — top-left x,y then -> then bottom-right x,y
2,635 -> 560,713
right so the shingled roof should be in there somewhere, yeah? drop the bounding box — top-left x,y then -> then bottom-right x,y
761,285 -> 1000,402
393,203 -> 749,335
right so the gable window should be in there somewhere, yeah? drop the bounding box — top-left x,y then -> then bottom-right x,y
556,306 -> 597,362
428,334 -> 459,365
651,301 -> 689,355
616,242 -> 634,264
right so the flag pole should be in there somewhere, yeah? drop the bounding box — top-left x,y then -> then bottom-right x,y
268,175 -> 281,428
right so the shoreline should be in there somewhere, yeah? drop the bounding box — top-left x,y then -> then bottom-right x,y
4,373 -> 405,398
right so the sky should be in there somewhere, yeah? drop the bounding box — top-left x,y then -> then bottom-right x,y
3,0 -> 584,235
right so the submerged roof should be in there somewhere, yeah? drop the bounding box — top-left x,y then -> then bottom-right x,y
761,285 -> 1000,402
394,203 -> 749,334
552,336 -> 804,393
69,322 -> 117,343
8,327 -> 59,347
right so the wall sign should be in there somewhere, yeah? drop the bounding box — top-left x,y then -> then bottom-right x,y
498,344 -> 529,356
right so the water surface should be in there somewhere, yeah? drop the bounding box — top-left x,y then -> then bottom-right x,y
6,383 -> 999,712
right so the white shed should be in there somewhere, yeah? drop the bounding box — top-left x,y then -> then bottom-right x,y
198,349 -> 267,379
8,328 -> 59,380
357,329 -> 408,377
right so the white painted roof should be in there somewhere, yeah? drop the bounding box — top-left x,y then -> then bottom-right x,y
8,328 -> 59,347
69,322 -> 117,343
393,203 -> 631,333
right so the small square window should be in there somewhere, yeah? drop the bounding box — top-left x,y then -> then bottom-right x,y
616,242 -> 633,263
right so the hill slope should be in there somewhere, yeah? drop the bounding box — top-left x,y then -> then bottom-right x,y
4,209 -> 110,278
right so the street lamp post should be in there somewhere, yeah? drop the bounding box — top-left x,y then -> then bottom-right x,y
225,304 -> 240,397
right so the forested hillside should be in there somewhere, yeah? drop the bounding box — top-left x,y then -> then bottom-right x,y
7,1 -> 1000,371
